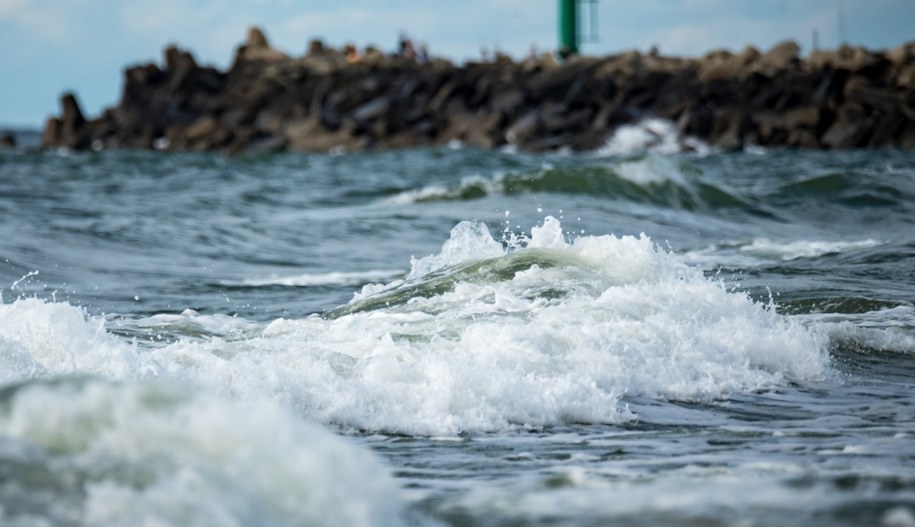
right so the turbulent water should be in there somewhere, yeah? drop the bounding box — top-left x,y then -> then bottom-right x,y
1,128 -> 914,526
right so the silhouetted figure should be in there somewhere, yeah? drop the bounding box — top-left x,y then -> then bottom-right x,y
398,31 -> 416,61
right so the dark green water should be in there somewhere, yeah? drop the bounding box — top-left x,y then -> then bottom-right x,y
0,143 -> 913,526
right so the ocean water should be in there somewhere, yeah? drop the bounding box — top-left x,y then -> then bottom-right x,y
1,128 -> 914,526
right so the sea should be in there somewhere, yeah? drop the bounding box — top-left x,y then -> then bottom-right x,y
0,122 -> 913,527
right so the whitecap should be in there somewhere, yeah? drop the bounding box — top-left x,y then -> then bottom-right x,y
0,379 -> 408,527
595,118 -> 711,157
0,218 -> 831,436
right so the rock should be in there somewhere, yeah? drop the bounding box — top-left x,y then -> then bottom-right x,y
233,26 -> 289,65
489,88 -> 526,117
736,46 -> 761,66
709,107 -> 747,150
822,103 -> 872,149
504,110 -> 540,146
353,97 -> 390,122
0,132 -> 15,149
308,39 -> 326,56
759,40 -> 800,72
900,123 -> 915,149
782,105 -> 822,130
809,46 -> 890,80
787,128 -> 820,148
285,117 -> 362,151
867,110 -> 908,147
698,59 -> 739,83
844,77 -> 901,110
246,26 -> 269,49
55,92 -> 89,148
889,42 -> 915,66
186,116 -> 219,142
165,45 -> 197,73
41,117 -> 62,148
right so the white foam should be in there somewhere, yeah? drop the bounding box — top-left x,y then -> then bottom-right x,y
0,298 -> 133,382
614,155 -> 690,186
683,238 -> 885,268
240,269 -> 404,287
131,308 -> 263,336
379,173 -> 504,206
596,118 -> 710,157
740,238 -> 883,261
0,380 -> 407,527
404,219 -> 506,280
0,218 -> 830,436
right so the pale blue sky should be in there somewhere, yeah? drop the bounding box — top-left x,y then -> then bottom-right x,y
1,0 -> 913,128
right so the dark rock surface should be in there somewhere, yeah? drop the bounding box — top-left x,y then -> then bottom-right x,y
0,132 -> 15,150
41,29 -> 915,153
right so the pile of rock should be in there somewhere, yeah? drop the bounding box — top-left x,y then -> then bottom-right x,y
41,28 -> 915,153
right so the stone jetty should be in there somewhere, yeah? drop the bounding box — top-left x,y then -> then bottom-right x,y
41,27 -> 915,153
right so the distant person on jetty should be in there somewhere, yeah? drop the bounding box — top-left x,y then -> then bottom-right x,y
398,31 -> 416,61
418,43 -> 429,63
344,43 -> 360,64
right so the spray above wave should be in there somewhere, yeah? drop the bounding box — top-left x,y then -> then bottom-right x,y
595,118 -> 711,157
0,379 -> 408,527
0,218 -> 829,435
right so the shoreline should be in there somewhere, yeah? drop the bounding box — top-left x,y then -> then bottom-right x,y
39,28 -> 915,154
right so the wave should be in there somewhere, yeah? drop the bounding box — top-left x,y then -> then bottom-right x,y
0,217 -> 831,436
766,170 -> 915,208
0,379 -> 408,526
683,238 -> 886,267
798,306 -> 915,355
380,156 -> 756,212
739,238 -> 884,261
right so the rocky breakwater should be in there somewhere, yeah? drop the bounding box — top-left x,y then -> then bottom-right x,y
41,28 -> 915,153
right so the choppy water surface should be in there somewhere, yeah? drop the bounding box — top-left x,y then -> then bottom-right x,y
1,135 -> 914,526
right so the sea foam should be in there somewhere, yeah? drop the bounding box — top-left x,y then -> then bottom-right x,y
595,118 -> 711,157
0,218 -> 831,436
0,379 -> 408,527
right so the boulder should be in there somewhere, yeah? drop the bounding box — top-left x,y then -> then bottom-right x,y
233,26 -> 289,66
844,77 -> 901,110
782,105 -> 822,130
889,42 -> 915,66
759,40 -> 800,73
821,103 -> 872,149
504,110 -> 540,146
41,117 -> 62,148
54,92 -> 90,148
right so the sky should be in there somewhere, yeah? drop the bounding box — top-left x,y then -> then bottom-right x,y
1,0 -> 913,128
